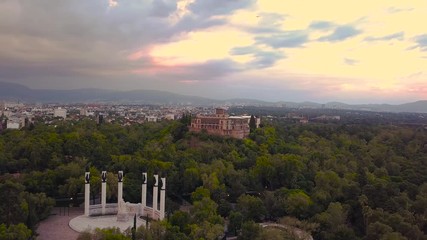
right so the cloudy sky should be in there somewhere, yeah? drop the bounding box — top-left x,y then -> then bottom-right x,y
1,0 -> 427,103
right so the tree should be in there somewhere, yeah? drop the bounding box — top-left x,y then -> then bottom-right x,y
313,170 -> 346,204
264,191 -> 284,220
249,115 -> 257,133
253,155 -> 275,190
238,221 -> 262,240
169,211 -> 191,234
136,221 -> 167,240
58,177 -> 83,200
189,221 -> 224,240
191,186 -> 210,202
21,192 -> 54,230
218,198 -> 232,217
380,232 -> 408,240
188,188 -> 224,239
236,194 -> 266,222
191,197 -> 222,224
365,222 -> 394,240
0,223 -> 32,240
283,190 -> 313,218
0,181 -> 27,226
89,166 -> 101,204
229,211 -> 244,236
78,227 -> 130,240
314,202 -> 357,240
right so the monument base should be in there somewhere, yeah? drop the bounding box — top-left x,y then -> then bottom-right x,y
116,213 -> 130,222
69,215 -> 146,233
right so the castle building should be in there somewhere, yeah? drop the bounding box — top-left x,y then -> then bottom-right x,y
189,108 -> 258,139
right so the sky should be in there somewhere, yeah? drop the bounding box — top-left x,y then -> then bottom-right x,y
1,0 -> 427,104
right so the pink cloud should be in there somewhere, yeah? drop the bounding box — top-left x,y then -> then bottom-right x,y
406,84 -> 427,94
179,80 -> 200,84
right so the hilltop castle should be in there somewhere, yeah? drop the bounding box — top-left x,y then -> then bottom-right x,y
189,108 -> 260,139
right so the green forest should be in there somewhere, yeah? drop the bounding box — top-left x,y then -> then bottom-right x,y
1,116 -> 427,240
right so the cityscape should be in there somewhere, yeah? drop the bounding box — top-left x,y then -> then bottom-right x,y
2,97 -> 427,239
1,0 -> 427,240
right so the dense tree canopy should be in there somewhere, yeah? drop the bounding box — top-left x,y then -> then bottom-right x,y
1,116 -> 427,239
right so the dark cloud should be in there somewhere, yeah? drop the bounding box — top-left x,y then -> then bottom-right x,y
0,0 -> 254,90
318,25 -> 361,42
150,0 -> 177,17
188,0 -> 256,18
413,34 -> 427,51
249,51 -> 284,68
171,15 -> 226,35
364,32 -> 404,42
142,59 -> 243,82
186,59 -> 242,79
0,1 -> 179,62
258,12 -> 285,28
256,31 -> 308,48
229,46 -> 258,55
309,21 -> 334,30
230,46 -> 284,68
0,59 -> 81,80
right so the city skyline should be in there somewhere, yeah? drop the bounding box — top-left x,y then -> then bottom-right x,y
1,0 -> 426,104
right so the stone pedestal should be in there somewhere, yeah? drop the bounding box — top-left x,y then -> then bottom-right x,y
160,177 -> 166,220
101,183 -> 106,214
152,174 -> 158,219
141,172 -> 147,215
118,171 -> 123,204
117,199 -> 129,222
84,172 -> 90,216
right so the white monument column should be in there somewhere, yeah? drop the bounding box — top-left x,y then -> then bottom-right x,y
141,172 -> 147,214
160,177 -> 166,220
118,171 -> 124,202
153,174 -> 159,219
101,171 -> 107,215
84,172 -> 90,216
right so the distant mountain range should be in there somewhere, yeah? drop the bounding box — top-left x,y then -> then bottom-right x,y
0,81 -> 215,105
1,81 -> 427,113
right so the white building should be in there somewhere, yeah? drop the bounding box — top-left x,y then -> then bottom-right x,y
54,108 -> 67,119
4,102 -> 24,109
80,108 -> 88,116
7,122 -> 20,129
3,111 -> 12,118
164,114 -> 175,120
146,116 -> 157,122
6,117 -> 24,129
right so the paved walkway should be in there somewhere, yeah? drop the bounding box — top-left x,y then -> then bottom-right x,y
36,207 -> 82,240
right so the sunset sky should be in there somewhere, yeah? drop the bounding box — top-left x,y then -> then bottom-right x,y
1,0 -> 426,103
